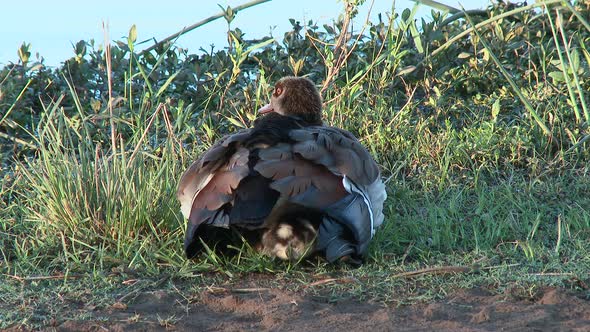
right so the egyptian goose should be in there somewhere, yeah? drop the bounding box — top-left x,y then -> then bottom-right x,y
177,76 -> 386,264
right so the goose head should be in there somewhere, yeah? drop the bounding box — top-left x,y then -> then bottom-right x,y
258,76 -> 323,125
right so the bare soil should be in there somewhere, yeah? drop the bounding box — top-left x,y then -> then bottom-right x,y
30,285 -> 590,331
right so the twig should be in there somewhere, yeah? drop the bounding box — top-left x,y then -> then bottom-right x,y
3,273 -> 83,281
399,241 -> 415,264
305,277 -> 357,288
320,0 -> 392,107
530,272 -> 574,277
231,287 -> 270,293
479,263 -> 520,271
0,131 -> 37,149
103,22 -> 117,154
0,79 -> 32,127
320,0 -> 375,99
206,285 -> 227,294
141,0 -> 271,54
391,265 -> 475,279
306,278 -> 338,287
117,276 -> 169,302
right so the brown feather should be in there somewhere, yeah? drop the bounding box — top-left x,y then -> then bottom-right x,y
255,152 -> 347,207
221,130 -> 252,147
177,131 -> 250,209
289,127 -> 379,185
188,147 -> 249,224
270,176 -> 312,197
257,143 -> 293,161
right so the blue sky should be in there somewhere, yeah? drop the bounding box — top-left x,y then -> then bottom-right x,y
0,0 -> 485,67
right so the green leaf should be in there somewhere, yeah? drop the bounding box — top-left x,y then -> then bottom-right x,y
219,5 -> 235,24
397,65 -> 416,76
226,116 -> 246,129
491,99 -> 500,121
458,52 -> 471,59
410,23 -> 423,54
548,71 -> 565,83
128,24 -> 137,47
226,6 -> 235,20
411,0 -> 459,13
482,49 -> 490,62
401,8 -> 411,21
571,48 -> 580,72
243,38 -> 274,55
288,56 -> 304,76
155,71 -> 180,98
18,42 -> 31,64
74,40 -> 87,57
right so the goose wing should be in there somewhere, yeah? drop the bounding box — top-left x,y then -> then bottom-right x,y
177,130 -> 258,257
254,126 -> 387,262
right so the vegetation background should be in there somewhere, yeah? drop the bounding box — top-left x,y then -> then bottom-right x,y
1,0 -> 589,328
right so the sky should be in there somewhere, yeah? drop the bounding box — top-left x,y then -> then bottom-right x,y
0,0 -> 486,68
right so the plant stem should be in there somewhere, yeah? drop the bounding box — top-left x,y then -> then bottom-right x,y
141,0 -> 271,54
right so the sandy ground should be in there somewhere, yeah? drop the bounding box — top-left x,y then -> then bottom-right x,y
33,285 -> 589,331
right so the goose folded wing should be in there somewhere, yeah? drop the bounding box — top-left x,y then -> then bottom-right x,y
182,146 -> 250,257
289,126 -> 386,229
254,145 -> 348,208
176,129 -> 251,220
289,127 -> 380,185
185,146 -> 249,223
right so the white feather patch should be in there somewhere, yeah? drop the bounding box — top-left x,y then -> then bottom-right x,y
342,175 -> 387,237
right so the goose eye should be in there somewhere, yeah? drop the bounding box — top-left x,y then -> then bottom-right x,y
274,86 -> 283,97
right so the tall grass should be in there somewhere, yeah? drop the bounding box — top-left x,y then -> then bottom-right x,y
7,95 -> 185,272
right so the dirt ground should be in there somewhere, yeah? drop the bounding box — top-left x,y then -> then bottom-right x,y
31,285 -> 589,331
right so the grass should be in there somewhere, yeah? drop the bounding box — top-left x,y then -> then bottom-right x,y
1,0 -> 590,329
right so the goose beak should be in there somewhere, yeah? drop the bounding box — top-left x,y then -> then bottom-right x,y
258,103 -> 274,115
